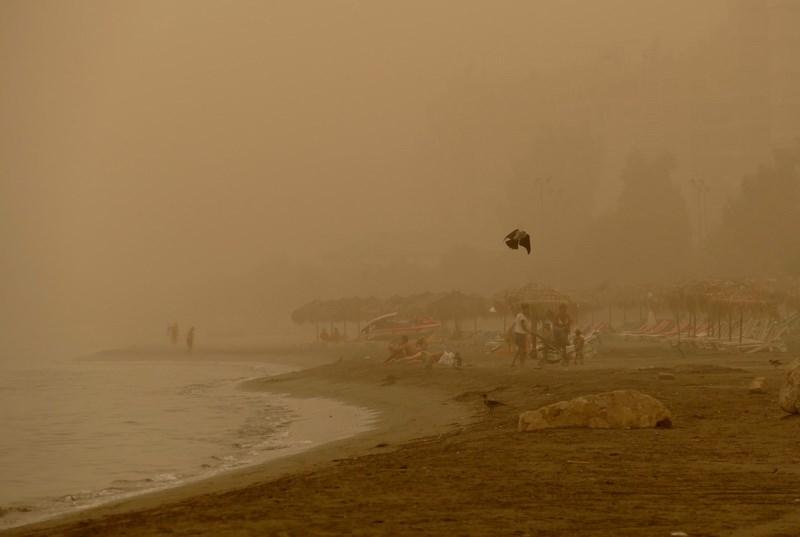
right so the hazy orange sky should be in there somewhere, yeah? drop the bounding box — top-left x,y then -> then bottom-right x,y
3,0 -> 769,350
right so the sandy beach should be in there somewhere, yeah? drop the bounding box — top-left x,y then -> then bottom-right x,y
5,341 -> 800,536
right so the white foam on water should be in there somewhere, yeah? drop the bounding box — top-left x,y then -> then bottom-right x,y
0,355 -> 377,530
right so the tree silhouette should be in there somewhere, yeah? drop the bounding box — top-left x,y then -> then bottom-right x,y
577,152 -> 691,284
711,141 -> 800,276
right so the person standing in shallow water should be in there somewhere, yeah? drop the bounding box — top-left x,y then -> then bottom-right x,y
186,327 -> 195,353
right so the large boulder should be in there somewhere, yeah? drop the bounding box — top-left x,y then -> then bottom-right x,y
778,363 -> 800,414
518,389 -> 672,432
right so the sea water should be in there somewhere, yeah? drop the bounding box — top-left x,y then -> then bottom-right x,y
0,351 -> 376,529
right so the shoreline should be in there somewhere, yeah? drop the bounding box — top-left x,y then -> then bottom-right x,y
10,343 -> 799,535
4,344 -> 474,536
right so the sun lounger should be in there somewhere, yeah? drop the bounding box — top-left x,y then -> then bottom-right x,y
683,313 -> 798,354
621,321 -> 656,337
622,320 -> 663,338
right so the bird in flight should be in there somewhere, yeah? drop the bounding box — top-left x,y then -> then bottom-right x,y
504,229 -> 531,254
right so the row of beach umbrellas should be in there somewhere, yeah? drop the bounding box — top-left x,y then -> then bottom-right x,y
291,279 -> 800,332
291,291 -> 494,328
291,286 -> 577,329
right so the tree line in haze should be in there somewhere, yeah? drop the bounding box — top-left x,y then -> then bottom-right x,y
175,139 -> 800,337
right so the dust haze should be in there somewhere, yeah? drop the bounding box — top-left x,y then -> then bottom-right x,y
2,0 -> 799,353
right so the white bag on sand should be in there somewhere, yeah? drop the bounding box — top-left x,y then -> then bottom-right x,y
437,352 -> 456,366
748,377 -> 766,394
518,389 -> 672,431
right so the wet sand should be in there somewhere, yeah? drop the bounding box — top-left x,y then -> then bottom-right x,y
7,341 -> 800,536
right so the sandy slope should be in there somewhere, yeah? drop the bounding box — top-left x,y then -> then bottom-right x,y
7,341 -> 800,536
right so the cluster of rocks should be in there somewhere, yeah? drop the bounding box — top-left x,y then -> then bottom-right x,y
514,361 -> 800,432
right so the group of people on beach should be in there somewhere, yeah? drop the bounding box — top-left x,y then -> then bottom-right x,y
510,303 -> 584,367
319,327 -> 343,343
384,335 -> 462,368
167,322 -> 195,353
381,303 -> 584,369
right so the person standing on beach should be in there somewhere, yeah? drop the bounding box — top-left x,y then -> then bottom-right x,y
555,304 -> 571,365
510,306 -> 530,367
540,321 -> 554,363
528,318 -> 539,365
168,322 -> 179,345
573,329 -> 585,365
186,326 -> 195,353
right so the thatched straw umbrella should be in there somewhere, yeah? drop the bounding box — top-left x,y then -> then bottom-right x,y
355,296 -> 384,335
610,284 -> 652,325
661,279 -> 783,343
428,291 -> 489,335
491,290 -> 514,332
395,292 -> 445,319
576,284 -> 617,327
290,299 -> 329,340
295,296 -> 391,340
708,281 -> 782,345
505,284 -> 574,328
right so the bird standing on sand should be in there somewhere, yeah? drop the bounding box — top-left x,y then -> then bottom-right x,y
504,229 -> 531,254
482,393 -> 507,414
769,359 -> 782,368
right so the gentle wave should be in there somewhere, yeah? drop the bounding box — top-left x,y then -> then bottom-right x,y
0,357 -> 377,530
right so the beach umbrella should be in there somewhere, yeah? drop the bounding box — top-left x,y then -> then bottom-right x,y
290,299 -> 329,340
396,292 -> 445,318
491,290 -> 514,332
505,283 -> 573,319
428,291 -> 489,334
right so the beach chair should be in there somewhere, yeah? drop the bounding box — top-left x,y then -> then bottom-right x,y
641,319 -> 673,338
621,320 -> 655,338
709,314 -> 796,353
623,318 -> 672,339
638,320 -> 676,340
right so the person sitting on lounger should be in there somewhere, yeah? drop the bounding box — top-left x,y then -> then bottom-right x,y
395,336 -> 440,366
386,335 -> 414,363
386,336 -> 448,368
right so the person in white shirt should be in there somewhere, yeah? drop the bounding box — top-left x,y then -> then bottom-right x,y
511,306 -> 530,367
